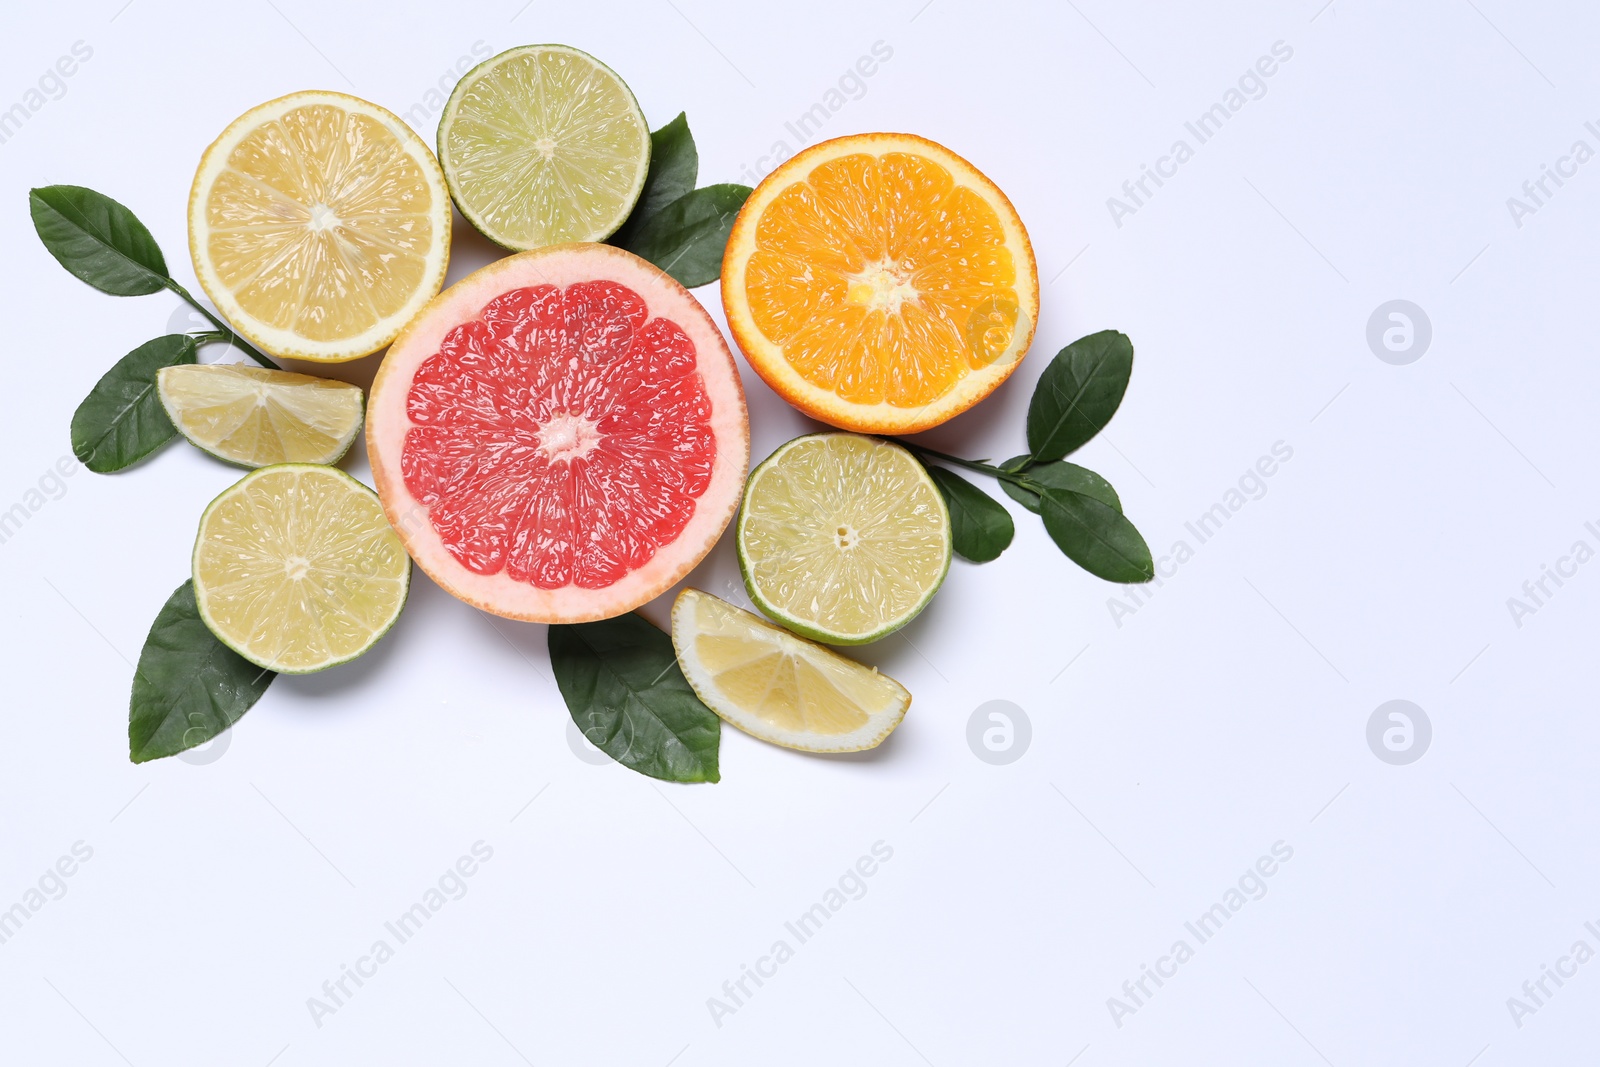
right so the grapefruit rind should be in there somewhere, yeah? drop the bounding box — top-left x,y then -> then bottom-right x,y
367,243 -> 750,624
187,90 -> 452,363
720,133 -> 1039,435
671,588 -> 911,753
736,433 -> 952,646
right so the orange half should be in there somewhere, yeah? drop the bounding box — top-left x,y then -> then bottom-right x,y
721,133 -> 1038,434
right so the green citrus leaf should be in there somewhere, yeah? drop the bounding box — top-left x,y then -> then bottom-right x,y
610,113 -> 698,250
549,614 -> 721,783
1040,489 -> 1153,583
130,580 -> 275,763
71,335 -> 197,473
30,185 -> 170,296
614,183 -> 751,288
925,464 -> 1014,563
1000,456 -> 1121,515
1026,330 -> 1134,462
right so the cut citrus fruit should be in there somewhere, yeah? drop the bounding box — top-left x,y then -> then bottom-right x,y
188,90 -> 452,363
193,464 -> 410,674
737,433 -> 950,645
438,44 -> 650,250
721,133 -> 1038,434
367,243 -> 749,623
158,364 -> 364,468
672,588 -> 910,752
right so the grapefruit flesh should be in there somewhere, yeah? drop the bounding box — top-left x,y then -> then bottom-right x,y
368,244 -> 749,622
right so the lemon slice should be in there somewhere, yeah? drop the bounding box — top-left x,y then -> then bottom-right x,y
188,90 -> 452,363
671,589 -> 910,752
158,364 -> 363,468
438,44 -> 650,249
193,464 -> 410,673
737,433 -> 951,645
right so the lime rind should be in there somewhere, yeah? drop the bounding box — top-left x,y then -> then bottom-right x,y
438,44 -> 651,251
671,588 -> 911,753
192,464 -> 411,675
736,433 -> 952,646
158,364 -> 365,470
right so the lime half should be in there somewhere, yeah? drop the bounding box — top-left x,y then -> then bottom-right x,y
438,44 -> 650,250
193,464 -> 410,673
158,364 -> 364,468
672,589 -> 911,752
737,433 -> 951,645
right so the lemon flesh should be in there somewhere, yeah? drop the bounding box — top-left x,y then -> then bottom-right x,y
193,464 -> 410,673
189,90 -> 451,362
158,364 -> 363,468
438,44 -> 650,249
672,589 -> 910,752
737,434 -> 951,645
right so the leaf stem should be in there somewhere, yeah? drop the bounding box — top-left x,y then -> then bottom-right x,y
897,441 -> 1029,485
165,279 -> 278,368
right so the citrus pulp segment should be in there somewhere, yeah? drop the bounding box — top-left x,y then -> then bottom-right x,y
188,91 -> 452,363
157,363 -> 364,467
438,44 -> 651,250
366,244 -> 749,623
192,464 -> 411,674
737,433 -> 951,645
721,133 -> 1039,434
671,589 -> 911,752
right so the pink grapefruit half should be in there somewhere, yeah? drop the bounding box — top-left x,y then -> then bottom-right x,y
368,244 -> 750,623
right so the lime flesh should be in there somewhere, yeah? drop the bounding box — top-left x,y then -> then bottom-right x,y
737,433 -> 951,645
193,464 -> 410,673
438,44 -> 650,250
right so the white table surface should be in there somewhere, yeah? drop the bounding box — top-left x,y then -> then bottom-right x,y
2,1 -> 1597,1063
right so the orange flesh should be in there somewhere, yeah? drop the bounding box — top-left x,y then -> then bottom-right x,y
744,152 -> 1019,408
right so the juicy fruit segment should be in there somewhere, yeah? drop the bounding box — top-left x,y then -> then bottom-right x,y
672,589 -> 910,753
157,364 -> 363,467
722,133 -> 1039,434
193,465 -> 410,673
751,153 -> 1002,406
189,91 -> 451,362
401,280 -> 715,589
738,433 -> 951,645
366,244 -> 749,624
439,45 -> 650,249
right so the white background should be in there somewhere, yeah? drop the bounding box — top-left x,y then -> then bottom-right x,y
2,1 -> 1597,1063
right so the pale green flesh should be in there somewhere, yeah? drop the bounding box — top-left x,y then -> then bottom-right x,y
440,45 -> 650,249
193,465 -> 410,674
738,434 -> 951,644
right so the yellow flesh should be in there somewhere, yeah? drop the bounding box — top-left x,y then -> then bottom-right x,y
742,436 -> 948,639
442,48 -> 649,246
159,365 -> 362,467
679,590 -> 907,742
204,103 -> 439,342
194,468 -> 408,672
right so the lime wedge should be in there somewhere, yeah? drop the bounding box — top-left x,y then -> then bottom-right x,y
193,464 -> 410,673
672,589 -> 910,752
737,433 -> 951,645
438,44 -> 650,250
158,364 -> 363,468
